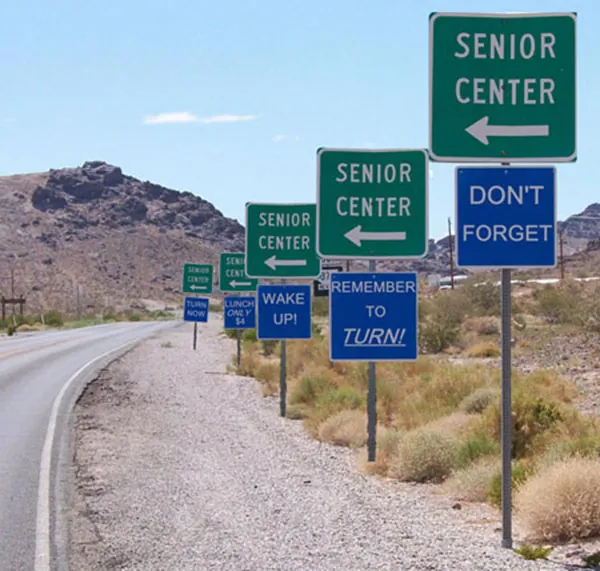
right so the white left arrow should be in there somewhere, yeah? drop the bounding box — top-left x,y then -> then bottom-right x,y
265,255 -> 307,271
230,280 -> 252,288
344,225 -> 407,247
466,116 -> 549,145
189,284 -> 207,291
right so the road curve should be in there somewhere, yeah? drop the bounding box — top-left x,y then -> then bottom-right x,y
0,320 -> 179,571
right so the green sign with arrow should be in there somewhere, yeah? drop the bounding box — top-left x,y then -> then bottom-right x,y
245,203 -> 320,278
316,148 -> 428,259
182,263 -> 213,294
429,12 -> 577,162
219,252 -> 258,292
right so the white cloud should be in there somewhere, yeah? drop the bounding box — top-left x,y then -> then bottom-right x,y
272,134 -> 300,143
144,112 -> 257,125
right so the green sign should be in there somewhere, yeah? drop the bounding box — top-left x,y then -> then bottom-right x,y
182,263 -> 213,294
219,252 -> 258,292
245,203 -> 320,278
429,12 -> 577,162
316,148 -> 428,259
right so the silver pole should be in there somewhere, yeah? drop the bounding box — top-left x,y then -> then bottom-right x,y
367,259 -> 377,462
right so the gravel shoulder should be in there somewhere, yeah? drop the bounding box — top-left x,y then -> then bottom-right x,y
68,317 -> 559,571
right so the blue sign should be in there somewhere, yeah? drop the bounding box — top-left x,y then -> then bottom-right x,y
184,297 -> 209,322
456,166 -> 557,269
257,284 -> 312,340
224,296 -> 256,329
329,273 -> 418,362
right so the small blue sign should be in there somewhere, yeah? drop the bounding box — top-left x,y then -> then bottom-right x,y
224,296 -> 256,329
329,273 -> 418,362
184,297 -> 209,322
257,284 -> 312,340
456,166 -> 557,269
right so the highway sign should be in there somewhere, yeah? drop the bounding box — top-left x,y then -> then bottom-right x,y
455,166 -> 556,268
429,12 -> 577,163
317,148 -> 428,259
257,284 -> 312,340
184,297 -> 209,322
329,272 -> 418,361
245,203 -> 320,278
224,296 -> 256,329
313,264 -> 343,297
182,263 -> 213,294
219,253 -> 258,292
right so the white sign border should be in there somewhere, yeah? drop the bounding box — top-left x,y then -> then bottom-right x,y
454,165 -> 558,270
428,11 -> 578,163
316,147 -> 430,260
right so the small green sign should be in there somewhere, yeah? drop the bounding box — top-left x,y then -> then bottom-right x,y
219,252 -> 258,292
182,263 -> 213,294
245,203 -> 320,278
316,148 -> 429,259
429,12 -> 577,162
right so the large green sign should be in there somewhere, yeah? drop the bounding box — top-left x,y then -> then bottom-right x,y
429,12 -> 577,162
316,148 -> 428,259
182,263 -> 213,294
219,252 -> 258,292
245,203 -> 320,278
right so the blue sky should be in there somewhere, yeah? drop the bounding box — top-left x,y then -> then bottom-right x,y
0,0 -> 596,239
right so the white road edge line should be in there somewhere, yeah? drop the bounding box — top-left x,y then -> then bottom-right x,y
34,340 -> 137,571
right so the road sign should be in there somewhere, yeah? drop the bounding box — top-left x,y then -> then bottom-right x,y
429,12 -> 577,162
245,203 -> 320,278
313,265 -> 343,297
219,253 -> 258,292
316,148 -> 429,259
455,166 -> 556,268
257,284 -> 312,340
182,263 -> 213,294
184,297 -> 209,322
224,296 -> 256,329
329,272 -> 418,361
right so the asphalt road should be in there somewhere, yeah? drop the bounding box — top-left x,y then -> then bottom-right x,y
0,321 -> 178,571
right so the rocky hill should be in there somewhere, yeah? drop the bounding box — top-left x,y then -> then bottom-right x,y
0,160 -> 598,315
0,161 -> 244,314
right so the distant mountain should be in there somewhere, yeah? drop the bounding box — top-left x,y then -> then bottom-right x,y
0,161 -> 244,314
0,160 -> 597,315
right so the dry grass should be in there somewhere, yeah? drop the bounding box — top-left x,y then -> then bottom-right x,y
318,410 -> 368,448
465,342 -> 500,358
389,428 -> 458,483
443,457 -> 500,502
463,316 -> 500,336
515,457 -> 600,541
358,427 -> 402,476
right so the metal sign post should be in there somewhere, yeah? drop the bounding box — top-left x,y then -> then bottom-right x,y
367,259 -> 377,462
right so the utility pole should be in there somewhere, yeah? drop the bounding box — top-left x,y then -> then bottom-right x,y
76,284 -> 82,319
559,229 -> 565,281
448,217 -> 455,290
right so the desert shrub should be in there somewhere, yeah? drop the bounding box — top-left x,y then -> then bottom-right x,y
317,386 -> 364,410
455,432 -> 500,469
317,410 -> 367,448
533,283 -> 582,324
488,461 -> 530,508
515,457 -> 600,541
418,316 -> 461,354
465,341 -> 500,358
285,404 -> 306,420
443,457 -> 499,502
423,412 -> 476,437
459,387 -> 499,415
359,427 -> 402,476
44,310 -> 64,327
312,297 -> 329,317
458,280 -> 500,317
513,544 -> 553,560
261,339 -> 278,356
483,394 -> 564,459
463,316 -> 500,335
390,428 -> 458,483
290,373 -> 333,406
